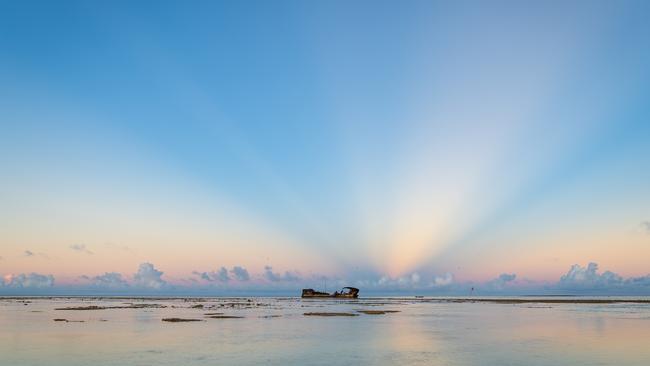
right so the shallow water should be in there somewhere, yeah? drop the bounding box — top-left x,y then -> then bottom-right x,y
1,297 -> 649,365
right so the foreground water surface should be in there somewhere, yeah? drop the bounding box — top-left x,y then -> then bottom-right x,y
1,296 -> 649,365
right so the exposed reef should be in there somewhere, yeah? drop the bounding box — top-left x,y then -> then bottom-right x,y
356,310 -> 400,315
53,318 -> 85,322
162,318 -> 203,322
205,315 -> 244,319
56,304 -> 166,310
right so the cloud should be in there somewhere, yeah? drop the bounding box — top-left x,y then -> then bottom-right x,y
625,275 -> 650,287
230,266 -> 250,281
553,262 -> 650,293
192,266 -> 251,283
559,262 -> 625,288
264,266 -> 300,282
2,260 -> 647,295
484,273 -> 517,290
373,272 -> 432,289
70,244 -> 93,255
133,263 -> 166,289
23,250 -> 48,259
2,273 -> 55,288
433,273 -> 454,287
193,267 -> 230,282
84,272 -> 129,288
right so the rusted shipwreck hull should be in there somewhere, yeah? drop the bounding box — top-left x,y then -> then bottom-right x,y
301,287 -> 359,298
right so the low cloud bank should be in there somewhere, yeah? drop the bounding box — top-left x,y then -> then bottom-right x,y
3,262 -> 649,295
76,263 -> 168,291
1,273 -> 55,288
264,266 -> 300,282
192,266 -> 251,283
484,273 -> 517,290
82,272 -> 129,288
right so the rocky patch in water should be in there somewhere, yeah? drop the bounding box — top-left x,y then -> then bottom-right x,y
162,318 -> 203,322
205,315 -> 244,319
356,310 -> 400,315
56,304 -> 166,310
53,318 -> 85,322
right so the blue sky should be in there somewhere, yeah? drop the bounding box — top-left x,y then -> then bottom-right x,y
1,1 -> 650,295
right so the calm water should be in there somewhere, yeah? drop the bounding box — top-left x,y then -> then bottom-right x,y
1,297 -> 649,365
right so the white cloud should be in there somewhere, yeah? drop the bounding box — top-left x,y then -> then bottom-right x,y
559,262 -> 623,288
433,273 -> 454,287
85,272 -> 128,288
372,272 -> 433,289
133,263 -> 166,289
193,266 -> 251,282
2,273 -> 54,288
193,267 -> 230,282
264,266 -> 300,282
230,266 -> 250,281
484,273 -> 517,290
70,244 -> 93,255
625,275 -> 650,286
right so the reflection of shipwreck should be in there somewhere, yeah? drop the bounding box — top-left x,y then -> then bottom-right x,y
301,287 -> 359,298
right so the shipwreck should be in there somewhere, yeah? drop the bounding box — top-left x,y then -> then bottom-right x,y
301,287 -> 359,298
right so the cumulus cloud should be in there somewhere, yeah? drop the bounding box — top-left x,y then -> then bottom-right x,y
559,262 -> 623,288
373,272 -> 429,289
230,266 -> 250,281
433,273 -> 454,287
70,244 -> 93,255
2,273 -> 55,288
484,273 -> 517,290
625,275 -> 650,287
133,263 -> 166,289
264,266 -> 300,282
193,267 -> 230,282
553,262 -> 650,293
84,272 -> 129,288
193,266 -> 251,283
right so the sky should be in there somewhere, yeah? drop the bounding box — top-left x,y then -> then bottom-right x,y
1,0 -> 650,295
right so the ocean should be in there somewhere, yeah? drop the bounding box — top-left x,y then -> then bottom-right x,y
1,296 -> 649,365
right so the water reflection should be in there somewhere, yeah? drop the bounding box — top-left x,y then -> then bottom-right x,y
0,297 -> 649,365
